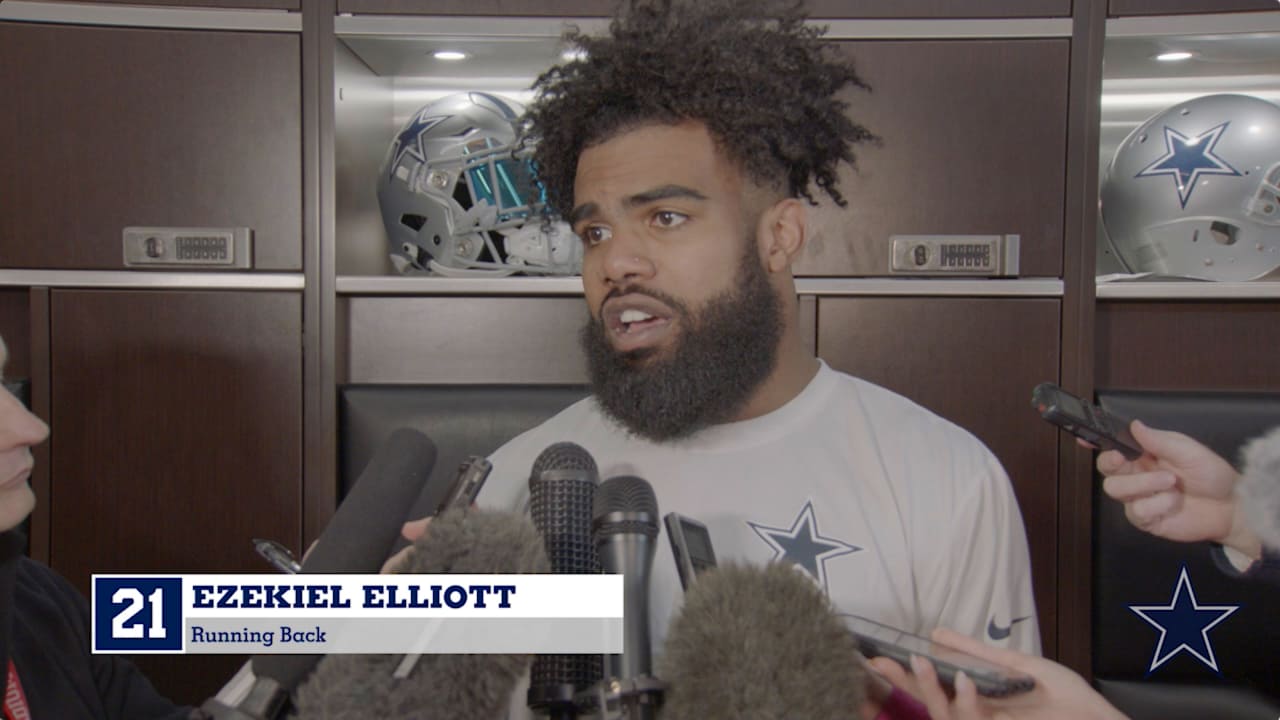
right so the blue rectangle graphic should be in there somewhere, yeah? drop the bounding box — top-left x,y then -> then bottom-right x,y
94,577 -> 183,652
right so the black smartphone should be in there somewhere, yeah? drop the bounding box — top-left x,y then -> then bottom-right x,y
1031,382 -> 1143,460
436,455 -> 492,514
664,512 -> 717,591
844,614 -> 1036,698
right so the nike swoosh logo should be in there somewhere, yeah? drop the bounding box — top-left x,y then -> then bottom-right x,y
987,615 -> 1033,641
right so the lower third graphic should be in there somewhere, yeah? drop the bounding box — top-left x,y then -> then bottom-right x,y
93,577 -> 184,653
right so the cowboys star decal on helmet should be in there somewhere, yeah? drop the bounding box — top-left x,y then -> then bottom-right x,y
377,91 -> 582,277
1101,93 -> 1280,281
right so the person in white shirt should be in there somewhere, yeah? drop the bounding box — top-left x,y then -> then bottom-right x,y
469,0 -> 1040,715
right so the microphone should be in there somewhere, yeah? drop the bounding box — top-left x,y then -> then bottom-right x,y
588,475 -> 661,720
291,507 -> 550,720
198,427 -> 438,720
527,442 -> 602,719
657,562 -> 867,720
1238,425 -> 1280,552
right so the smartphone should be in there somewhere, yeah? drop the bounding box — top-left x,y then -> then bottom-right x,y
664,512 -> 718,591
436,455 -> 492,514
844,614 -> 1036,698
1032,382 -> 1143,460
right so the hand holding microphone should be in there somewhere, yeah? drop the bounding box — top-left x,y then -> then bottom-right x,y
197,427 -> 438,720
291,506 -> 550,720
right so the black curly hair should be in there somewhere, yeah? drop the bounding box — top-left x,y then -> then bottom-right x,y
522,0 -> 876,221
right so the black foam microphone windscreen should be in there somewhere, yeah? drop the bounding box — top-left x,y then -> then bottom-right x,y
291,507 -> 550,720
252,427 -> 437,700
658,562 -> 867,720
527,442 -> 601,717
1238,425 -> 1280,552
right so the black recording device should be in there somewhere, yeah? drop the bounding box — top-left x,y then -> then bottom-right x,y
664,512 -> 717,591
1032,381 -> 1144,460
844,615 -> 1036,698
437,455 -> 492,514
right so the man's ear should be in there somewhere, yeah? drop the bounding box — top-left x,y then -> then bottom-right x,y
759,197 -> 807,274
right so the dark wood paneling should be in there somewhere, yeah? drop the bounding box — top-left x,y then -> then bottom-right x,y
817,297 -> 1061,651
0,22 -> 301,270
303,0 -> 339,547
346,296 -> 590,383
49,290 -> 302,703
0,290 -> 30,380
1057,0 -> 1107,677
796,40 -> 1069,278
1109,0 -> 1278,16
799,295 -> 818,355
337,0 -> 1069,17
1097,302 -> 1280,391
28,290 -> 51,564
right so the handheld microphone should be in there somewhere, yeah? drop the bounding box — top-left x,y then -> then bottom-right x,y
588,475 -> 661,720
527,442 -> 602,719
1238,425 -> 1280,552
198,427 -> 438,720
657,562 -> 867,720
291,507 -> 550,720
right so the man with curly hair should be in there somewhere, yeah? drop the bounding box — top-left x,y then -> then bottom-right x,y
480,0 -> 1040,713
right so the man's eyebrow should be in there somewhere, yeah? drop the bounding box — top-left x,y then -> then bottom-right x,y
626,184 -> 707,207
569,185 -> 708,227
568,201 -> 599,228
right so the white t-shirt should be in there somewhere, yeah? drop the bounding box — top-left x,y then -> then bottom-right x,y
483,361 -> 1040,717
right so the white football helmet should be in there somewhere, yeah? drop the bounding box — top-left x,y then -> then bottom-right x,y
377,91 -> 581,277
1101,93 -> 1280,281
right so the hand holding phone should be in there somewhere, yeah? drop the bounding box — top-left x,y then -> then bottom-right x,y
1032,382 -> 1143,460
845,615 -> 1036,698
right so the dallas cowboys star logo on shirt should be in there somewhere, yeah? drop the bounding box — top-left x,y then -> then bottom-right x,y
748,500 -> 861,591
388,110 -> 447,179
1128,564 -> 1239,675
1134,121 -> 1240,209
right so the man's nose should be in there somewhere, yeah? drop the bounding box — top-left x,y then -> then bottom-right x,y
599,229 -> 657,286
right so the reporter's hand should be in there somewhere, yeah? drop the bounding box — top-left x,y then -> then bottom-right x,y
379,516 -> 433,574
1098,420 -> 1260,559
871,628 -> 1128,720
868,652 -> 985,720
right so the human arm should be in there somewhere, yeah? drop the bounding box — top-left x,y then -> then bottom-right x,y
917,444 -> 1040,655
1096,420 -> 1262,563
868,628 -> 1128,720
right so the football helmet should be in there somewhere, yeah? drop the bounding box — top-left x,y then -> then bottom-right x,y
377,91 -> 581,277
1101,93 -> 1280,281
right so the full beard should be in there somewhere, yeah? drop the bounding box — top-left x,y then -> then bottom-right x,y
579,242 -> 784,443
